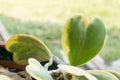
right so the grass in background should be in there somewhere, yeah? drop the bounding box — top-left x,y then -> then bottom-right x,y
101,27 -> 120,65
0,14 -> 63,59
0,0 -> 120,64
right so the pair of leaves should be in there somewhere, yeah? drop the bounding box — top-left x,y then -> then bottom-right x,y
26,58 -> 120,80
62,15 -> 106,66
5,15 -> 107,80
6,15 -> 106,67
26,58 -> 96,80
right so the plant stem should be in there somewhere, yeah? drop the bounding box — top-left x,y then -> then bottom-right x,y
44,56 -> 53,70
49,69 -> 72,80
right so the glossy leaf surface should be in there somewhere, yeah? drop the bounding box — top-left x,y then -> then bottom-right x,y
26,58 -> 53,80
62,15 -> 106,66
6,34 -> 51,65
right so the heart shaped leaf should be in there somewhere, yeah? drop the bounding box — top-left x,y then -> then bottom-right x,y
6,34 -> 51,65
62,15 -> 106,66
26,58 -> 53,80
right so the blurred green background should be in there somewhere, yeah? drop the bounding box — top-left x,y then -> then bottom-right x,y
0,0 -> 120,65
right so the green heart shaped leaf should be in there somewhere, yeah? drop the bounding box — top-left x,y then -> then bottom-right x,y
88,70 -> 119,80
6,34 -> 51,65
62,15 -> 106,66
58,64 -> 97,80
26,58 -> 53,80
0,75 -> 12,80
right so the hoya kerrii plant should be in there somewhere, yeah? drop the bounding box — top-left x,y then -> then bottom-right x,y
5,34 -> 53,69
5,15 -> 120,80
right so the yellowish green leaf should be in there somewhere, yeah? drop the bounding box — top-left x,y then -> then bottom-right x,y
6,34 -> 51,65
26,58 -> 53,80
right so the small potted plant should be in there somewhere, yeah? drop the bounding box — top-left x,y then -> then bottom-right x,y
1,15 -> 120,80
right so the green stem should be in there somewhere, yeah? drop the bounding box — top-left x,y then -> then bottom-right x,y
44,55 -> 53,70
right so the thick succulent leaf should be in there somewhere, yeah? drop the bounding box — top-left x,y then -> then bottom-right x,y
0,75 -> 12,80
62,15 -> 106,66
58,64 -> 97,80
107,70 -> 120,80
6,34 -> 51,65
88,70 -> 119,80
26,58 -> 53,80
